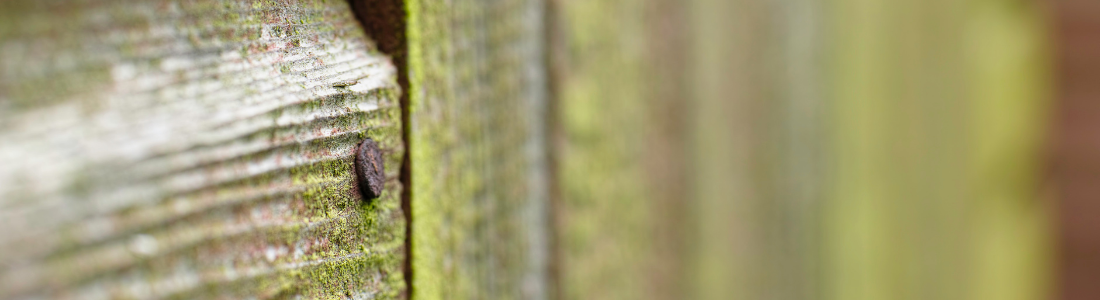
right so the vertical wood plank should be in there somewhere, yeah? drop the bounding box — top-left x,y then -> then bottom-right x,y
406,0 -> 550,299
1049,1 -> 1100,299
548,0 -> 696,298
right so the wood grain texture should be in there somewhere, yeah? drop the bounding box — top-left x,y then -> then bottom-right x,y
407,0 -> 550,299
0,0 -> 405,299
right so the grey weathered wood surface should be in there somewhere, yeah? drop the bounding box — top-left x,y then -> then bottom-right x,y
0,1 -> 405,299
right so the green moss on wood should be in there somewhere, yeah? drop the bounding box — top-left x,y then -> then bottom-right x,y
407,0 -> 548,299
0,0 -> 406,298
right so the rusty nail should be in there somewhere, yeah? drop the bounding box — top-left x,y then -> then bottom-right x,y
355,138 -> 385,201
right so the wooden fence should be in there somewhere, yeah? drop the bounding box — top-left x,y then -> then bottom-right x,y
0,0 -> 1076,299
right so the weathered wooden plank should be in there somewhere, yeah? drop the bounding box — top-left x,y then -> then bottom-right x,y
406,0 -> 550,299
0,0 -> 405,299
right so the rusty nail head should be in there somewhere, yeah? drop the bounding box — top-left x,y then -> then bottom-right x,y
356,138 -> 385,201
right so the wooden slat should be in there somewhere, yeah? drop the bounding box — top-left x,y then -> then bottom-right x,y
548,0 -> 685,299
0,0 -> 405,299
406,0 -> 550,299
1050,1 -> 1100,299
